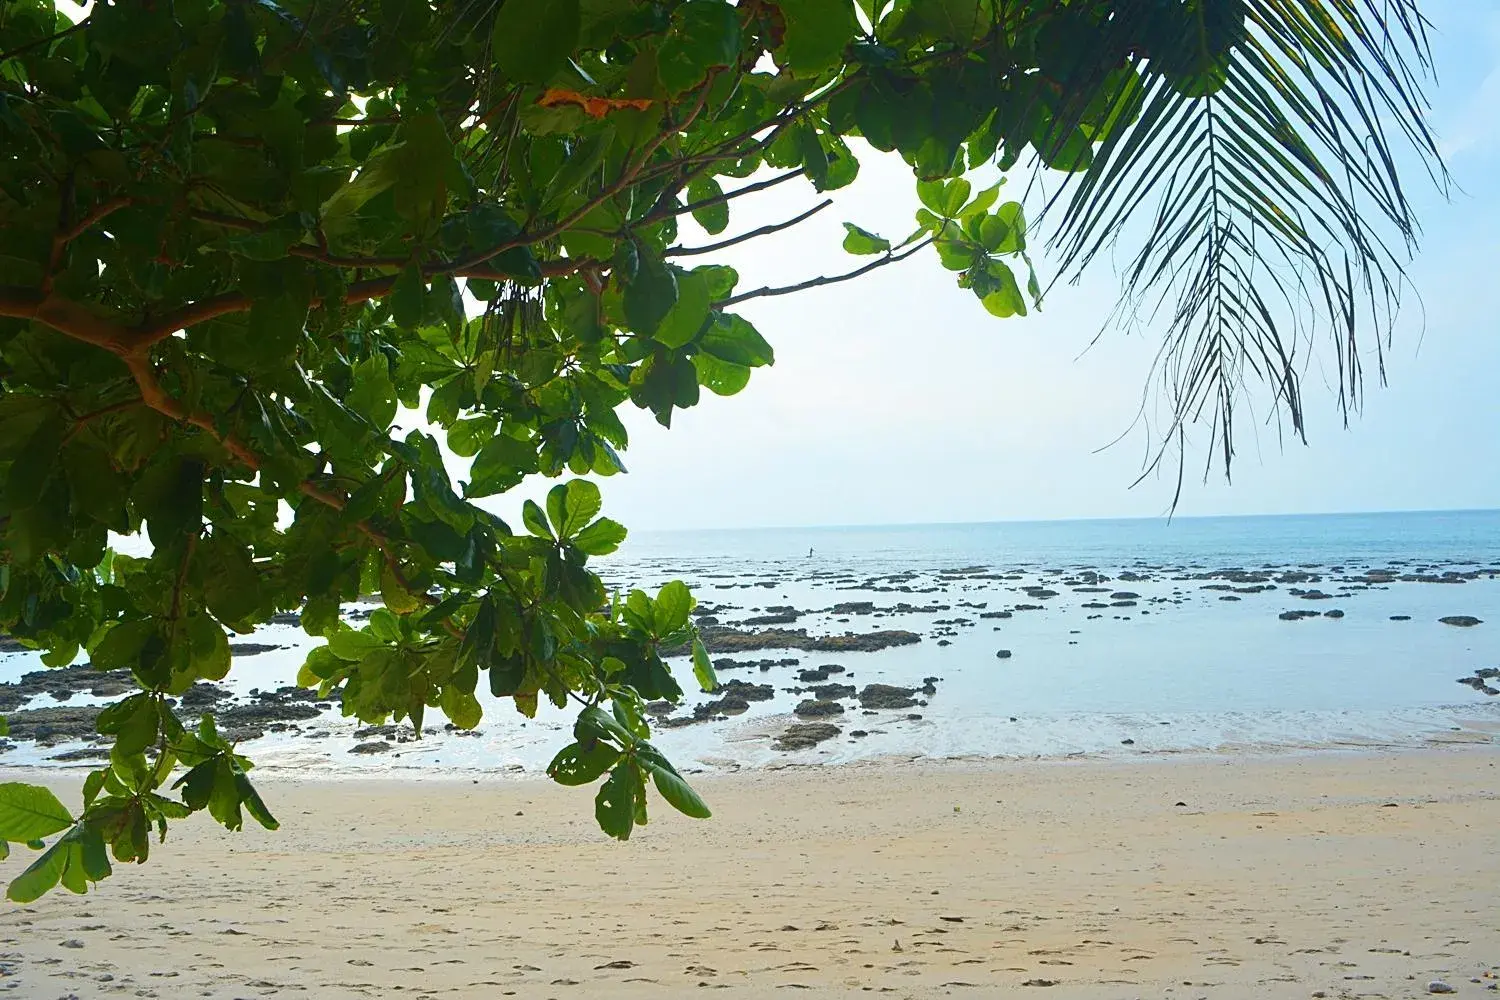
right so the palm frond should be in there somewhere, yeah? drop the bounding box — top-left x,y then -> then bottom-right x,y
1042,0 -> 1444,485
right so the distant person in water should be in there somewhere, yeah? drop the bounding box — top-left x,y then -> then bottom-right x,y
808,547 -> 814,558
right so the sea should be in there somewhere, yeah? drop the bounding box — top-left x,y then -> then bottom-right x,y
4,508 -> 1499,775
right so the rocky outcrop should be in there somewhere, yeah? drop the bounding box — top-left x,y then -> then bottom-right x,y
1439,615 -> 1483,627
694,627 -> 921,654
773,722 -> 841,751
858,684 -> 919,710
794,699 -> 844,718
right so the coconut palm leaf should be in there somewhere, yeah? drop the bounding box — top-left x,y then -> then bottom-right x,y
1040,0 -> 1443,484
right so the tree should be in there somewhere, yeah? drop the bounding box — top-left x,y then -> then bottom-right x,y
0,0 -> 1437,900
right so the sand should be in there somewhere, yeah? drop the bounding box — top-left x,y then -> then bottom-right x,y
2,748 -> 1498,999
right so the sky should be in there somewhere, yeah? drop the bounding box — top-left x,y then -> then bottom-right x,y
522,0 -> 1500,533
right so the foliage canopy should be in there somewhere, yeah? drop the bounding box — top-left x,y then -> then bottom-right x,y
0,0 -> 1437,899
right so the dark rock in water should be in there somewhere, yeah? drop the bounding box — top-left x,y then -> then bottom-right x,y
180,683 -> 234,709
1278,609 -> 1320,621
349,741 -> 393,754
267,611 -> 301,626
740,611 -> 800,626
1297,590 -> 1333,600
1025,589 -> 1059,599
1324,609 -> 1345,619
1012,603 -> 1045,611
995,649 -> 1012,659
807,682 -> 855,701
0,636 -> 31,653
692,626 -> 920,654
773,722 -> 841,751
1475,667 -> 1500,679
0,664 -> 136,713
859,684 -> 919,710
1218,595 -> 1241,601
230,642 -> 286,656
1390,615 -> 1412,621
794,699 -> 844,719
6,706 -> 102,745
829,602 -> 876,615
697,694 -> 750,717
1082,602 -> 1110,609
796,664 -> 846,683
718,679 -> 776,702
645,700 -> 676,717
50,746 -> 112,762
713,656 -> 800,672
850,730 -> 869,738
1109,591 -> 1140,600
695,616 -> 720,626
354,724 -> 401,739
905,713 -> 923,721
979,611 -> 1012,619
1110,600 -> 1137,607
1439,615 -> 1483,627
936,639 -> 951,647
1120,738 -> 1135,746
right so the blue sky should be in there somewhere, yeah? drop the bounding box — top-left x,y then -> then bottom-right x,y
567,0 -> 1500,532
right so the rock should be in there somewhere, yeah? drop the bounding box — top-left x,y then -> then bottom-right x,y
0,664 -> 136,713
1475,667 -> 1500,679
1439,616 -> 1483,627
229,642 -> 286,656
773,723 -> 841,751
5,706 -> 102,745
1428,982 -> 1457,994
718,679 -> 776,701
179,683 -> 234,709
349,741 -> 393,754
740,611 -> 800,626
1278,609 -> 1320,621
995,649 -> 1012,659
828,602 -> 876,615
1109,591 -> 1139,600
979,611 -> 1012,619
1120,738 -> 1135,745
936,639 -> 951,647
691,626 -> 920,654
858,684 -> 919,710
50,746 -> 112,762
1390,615 -> 1412,621
1323,609 -> 1344,618
794,699 -> 844,719
807,682 -> 855,701
797,664 -> 846,683
849,730 -> 869,738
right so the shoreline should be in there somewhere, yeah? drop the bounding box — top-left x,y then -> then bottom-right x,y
5,746 -> 1500,998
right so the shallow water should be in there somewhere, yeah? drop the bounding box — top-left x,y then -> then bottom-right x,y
4,509 -> 1499,774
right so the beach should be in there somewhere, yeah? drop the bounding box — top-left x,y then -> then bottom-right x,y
5,747 -> 1498,998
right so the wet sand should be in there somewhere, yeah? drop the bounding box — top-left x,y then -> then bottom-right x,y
3,748 -> 1499,999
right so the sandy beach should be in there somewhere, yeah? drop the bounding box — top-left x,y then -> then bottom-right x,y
3,748 -> 1498,999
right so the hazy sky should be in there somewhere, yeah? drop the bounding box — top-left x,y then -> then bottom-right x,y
543,0 -> 1499,533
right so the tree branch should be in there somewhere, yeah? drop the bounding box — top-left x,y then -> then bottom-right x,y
718,238 -> 934,306
667,199 -> 832,257
634,169 -> 804,231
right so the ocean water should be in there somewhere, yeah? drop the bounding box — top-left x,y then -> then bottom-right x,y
4,509 -> 1499,775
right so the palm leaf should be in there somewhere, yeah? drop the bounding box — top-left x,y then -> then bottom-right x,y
1039,0 -> 1443,488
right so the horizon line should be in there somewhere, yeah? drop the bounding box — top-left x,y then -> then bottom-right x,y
627,505 -> 1500,536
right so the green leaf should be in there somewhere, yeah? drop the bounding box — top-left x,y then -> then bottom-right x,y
659,0 -> 741,94
686,177 -> 729,234
522,499 -> 553,539
939,178 -> 971,216
547,741 -> 621,786
646,759 -> 711,818
980,261 -> 1027,318
655,580 -> 693,634
776,0 -> 856,76
572,516 -> 627,556
347,356 -> 397,429
691,637 -> 717,692
327,629 -> 387,662
440,687 -> 483,729
698,314 -> 774,367
916,178 -> 947,214
841,222 -> 891,255
654,269 -> 710,348
390,265 -> 425,330
6,838 -> 67,903
236,772 -> 279,831
546,480 -> 602,539
493,0 -> 580,84
623,246 -> 678,335
0,783 -> 73,842
594,763 -> 640,840
692,352 -> 752,396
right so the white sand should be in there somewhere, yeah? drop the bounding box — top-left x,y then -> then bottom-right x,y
3,748 -> 1498,998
